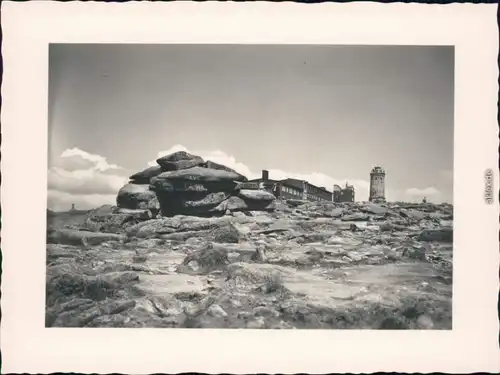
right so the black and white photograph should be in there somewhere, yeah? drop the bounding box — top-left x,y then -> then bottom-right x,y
46,43 -> 454,329
2,2 -> 498,373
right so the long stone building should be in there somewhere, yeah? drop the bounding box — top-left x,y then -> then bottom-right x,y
333,183 -> 355,203
248,170 -> 356,203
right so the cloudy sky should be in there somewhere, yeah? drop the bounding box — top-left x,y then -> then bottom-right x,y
48,44 -> 454,211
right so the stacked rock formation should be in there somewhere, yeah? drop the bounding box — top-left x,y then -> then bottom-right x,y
116,151 -> 276,217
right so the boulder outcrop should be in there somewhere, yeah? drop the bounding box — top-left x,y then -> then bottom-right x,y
156,151 -> 205,171
116,183 -> 160,214
116,151 -> 273,217
129,165 -> 162,184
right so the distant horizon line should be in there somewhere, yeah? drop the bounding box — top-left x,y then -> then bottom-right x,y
47,199 -> 453,214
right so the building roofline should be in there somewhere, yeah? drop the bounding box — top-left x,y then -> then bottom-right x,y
248,178 -> 278,183
251,171 -> 348,196
280,178 -> 333,194
247,177 -> 334,194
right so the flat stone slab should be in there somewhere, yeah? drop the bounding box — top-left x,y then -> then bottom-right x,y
156,166 -> 244,182
47,229 -> 126,246
238,189 -> 276,201
135,274 -> 208,297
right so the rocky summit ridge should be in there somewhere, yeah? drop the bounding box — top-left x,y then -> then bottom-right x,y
46,152 -> 453,329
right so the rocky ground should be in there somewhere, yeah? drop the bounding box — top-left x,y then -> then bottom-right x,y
46,200 -> 453,329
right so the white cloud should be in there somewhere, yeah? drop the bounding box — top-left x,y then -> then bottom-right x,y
58,147 -> 122,171
149,145 -> 376,202
48,145 -> 448,211
48,167 -> 126,195
47,148 -> 128,211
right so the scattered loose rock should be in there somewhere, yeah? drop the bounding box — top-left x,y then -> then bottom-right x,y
47,229 -> 126,246
212,223 -> 241,244
341,213 -> 369,222
207,304 -> 228,318
417,228 -> 453,243
46,155 -> 453,329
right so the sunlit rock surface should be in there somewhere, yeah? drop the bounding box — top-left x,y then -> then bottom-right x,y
46,200 -> 453,329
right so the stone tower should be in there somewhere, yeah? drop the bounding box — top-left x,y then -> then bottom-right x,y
369,166 -> 386,203
302,180 -> 308,201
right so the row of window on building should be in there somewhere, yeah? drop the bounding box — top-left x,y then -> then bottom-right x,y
282,186 -> 301,196
281,185 -> 331,201
252,170 -> 355,203
308,194 -> 328,202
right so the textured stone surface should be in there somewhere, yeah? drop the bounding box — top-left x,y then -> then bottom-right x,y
46,200 -> 453,329
129,165 -> 163,184
117,152 -> 272,217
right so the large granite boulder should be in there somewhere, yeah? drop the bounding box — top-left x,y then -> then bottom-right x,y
149,177 -> 175,192
117,151 -> 275,217
129,165 -> 162,184
237,189 -> 275,202
155,166 -> 246,183
202,160 -> 248,182
158,191 -> 234,217
150,165 -> 250,216
183,192 -> 232,212
212,195 -> 276,214
116,183 -> 160,214
156,151 -> 205,171
151,178 -> 235,195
